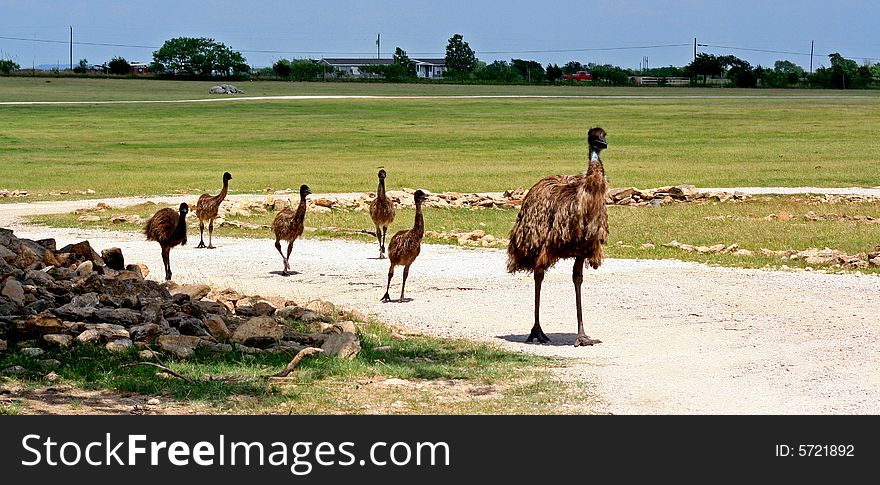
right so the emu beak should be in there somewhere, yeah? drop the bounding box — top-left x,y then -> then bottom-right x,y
593,136 -> 608,149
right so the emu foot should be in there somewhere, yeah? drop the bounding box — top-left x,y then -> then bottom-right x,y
575,334 -> 602,347
207,245 -> 216,249
164,272 -> 172,281
196,241 -> 207,249
525,327 -> 550,344
380,292 -> 392,303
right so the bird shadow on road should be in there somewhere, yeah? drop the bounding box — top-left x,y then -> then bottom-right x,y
269,270 -> 301,277
497,333 -> 585,347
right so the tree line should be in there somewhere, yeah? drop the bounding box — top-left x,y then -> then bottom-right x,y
2,33 -> 878,89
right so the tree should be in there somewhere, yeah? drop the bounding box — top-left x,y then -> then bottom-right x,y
444,33 -> 476,77
289,59 -> 324,81
511,59 -> 545,83
0,59 -> 19,74
393,47 -> 417,78
273,59 -> 293,78
473,60 -> 521,83
152,37 -> 249,77
73,58 -> 89,74
546,63 -> 563,82
562,61 -> 584,75
686,53 -> 723,84
587,63 -> 630,85
108,56 -> 131,76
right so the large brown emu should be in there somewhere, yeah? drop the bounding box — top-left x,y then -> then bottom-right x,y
144,202 -> 189,281
196,171 -> 232,249
381,190 -> 427,303
507,127 -> 609,346
272,184 -> 311,275
369,169 -> 396,259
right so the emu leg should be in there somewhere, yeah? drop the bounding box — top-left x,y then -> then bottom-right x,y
162,246 -> 172,281
399,264 -> 411,302
526,269 -> 550,343
275,239 -> 288,275
381,265 -> 394,302
207,220 -> 215,249
573,256 -> 601,347
381,226 -> 388,259
376,225 -> 384,259
197,221 -> 206,248
285,240 -> 294,273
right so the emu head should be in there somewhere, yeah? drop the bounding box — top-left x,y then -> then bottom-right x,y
413,189 -> 427,205
587,127 -> 608,152
299,184 -> 312,199
178,202 -> 190,215
378,169 -> 387,180
223,171 -> 232,181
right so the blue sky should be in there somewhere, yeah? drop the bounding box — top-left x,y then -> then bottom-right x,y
1,0 -> 877,70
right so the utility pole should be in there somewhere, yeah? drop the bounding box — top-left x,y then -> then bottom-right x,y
809,40 -> 814,73
694,38 -> 697,61
376,33 -> 380,59
69,26 -> 73,70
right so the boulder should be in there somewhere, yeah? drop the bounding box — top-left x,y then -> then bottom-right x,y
16,313 -> 64,335
43,334 -> 72,347
21,347 -> 46,357
168,283 -> 211,301
204,315 -> 231,340
321,332 -> 361,359
231,316 -> 283,347
2,279 -> 24,305
106,338 -> 133,353
305,299 -> 336,316
101,248 -> 125,271
157,335 -> 202,359
58,241 -> 104,266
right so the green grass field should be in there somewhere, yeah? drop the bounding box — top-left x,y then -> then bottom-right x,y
2,78 -> 879,200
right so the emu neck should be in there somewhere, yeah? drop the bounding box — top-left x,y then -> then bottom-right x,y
218,178 -> 229,200
377,178 -> 387,199
588,148 -> 604,173
174,212 -> 188,238
297,194 -> 308,215
412,203 -> 424,238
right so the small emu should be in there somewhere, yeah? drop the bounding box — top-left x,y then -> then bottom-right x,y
196,171 -> 232,249
144,202 -> 189,281
381,190 -> 427,303
369,169 -> 396,259
507,127 -> 609,346
272,184 -> 311,275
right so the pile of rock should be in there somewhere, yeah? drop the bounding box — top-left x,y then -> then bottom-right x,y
765,247 -> 880,269
208,84 -> 244,94
806,194 -> 880,205
425,229 -> 508,247
0,228 -> 363,367
0,189 -> 29,198
606,184 -> 749,206
803,211 -> 879,224
663,240 -> 754,257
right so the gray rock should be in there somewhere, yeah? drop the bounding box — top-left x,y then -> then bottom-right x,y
179,317 -> 209,337
231,316 -> 283,346
58,241 -> 104,266
129,323 -> 161,342
157,335 -> 201,359
25,270 -> 56,286
43,334 -> 72,347
3,365 -> 25,375
15,313 -> 64,335
2,279 -> 25,305
337,320 -> 358,334
321,332 -> 361,359
106,339 -> 133,353
306,299 -> 336,316
0,339 -> 6,351
85,323 -> 130,340
197,340 -> 233,353
101,248 -> 125,271
38,359 -> 61,369
21,347 -> 45,357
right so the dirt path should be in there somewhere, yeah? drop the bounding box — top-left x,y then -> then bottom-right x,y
3,189 -> 880,414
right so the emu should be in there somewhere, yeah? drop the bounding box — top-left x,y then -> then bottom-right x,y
144,202 -> 189,281
381,190 -> 427,303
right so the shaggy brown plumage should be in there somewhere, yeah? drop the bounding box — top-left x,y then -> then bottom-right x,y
144,202 -> 189,281
369,169 -> 396,259
381,190 -> 427,303
196,171 -> 232,249
272,184 -> 311,275
507,127 -> 609,346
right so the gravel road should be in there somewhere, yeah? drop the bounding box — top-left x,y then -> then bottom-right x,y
3,190 -> 879,414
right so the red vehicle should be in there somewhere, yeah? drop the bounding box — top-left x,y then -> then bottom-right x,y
563,70 -> 593,81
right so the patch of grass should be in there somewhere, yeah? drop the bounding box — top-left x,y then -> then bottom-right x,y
0,318 -> 582,415
30,195 -> 880,273
2,79 -> 879,201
